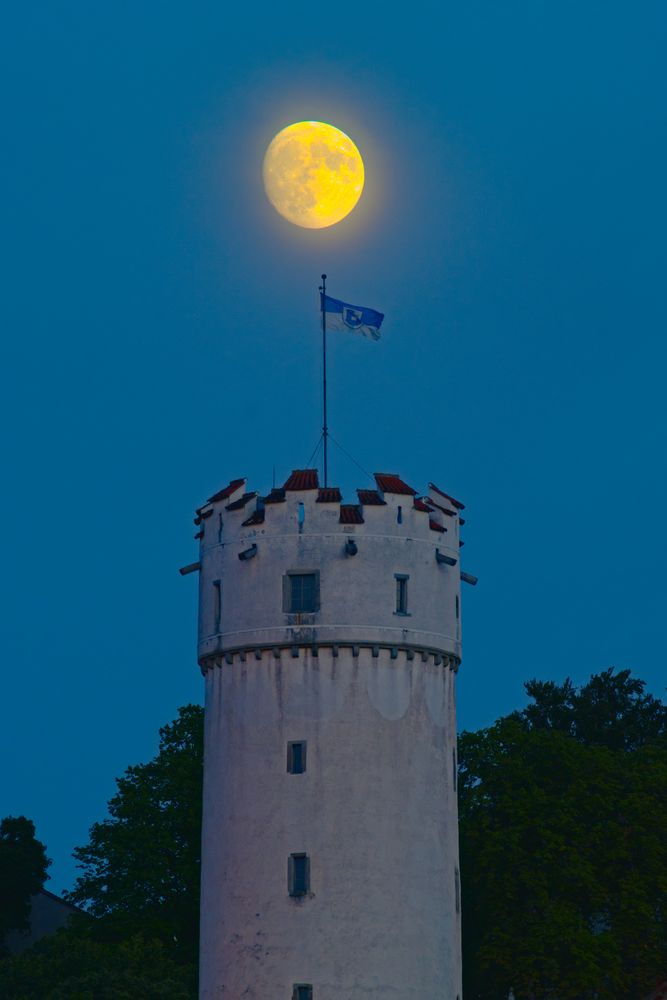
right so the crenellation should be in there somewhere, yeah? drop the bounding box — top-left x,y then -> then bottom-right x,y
197,470 -> 464,548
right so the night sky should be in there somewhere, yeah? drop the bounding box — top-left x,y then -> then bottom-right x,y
2,2 -> 666,894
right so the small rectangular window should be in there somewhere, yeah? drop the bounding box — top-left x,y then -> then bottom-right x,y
292,986 -> 313,1000
287,741 -> 307,774
455,594 -> 460,619
284,572 -> 319,613
289,853 -> 310,896
395,574 -> 409,615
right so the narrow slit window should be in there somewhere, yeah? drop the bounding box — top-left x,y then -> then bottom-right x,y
287,741 -> 307,775
289,853 -> 310,896
293,987 -> 313,1000
213,580 -> 221,631
455,594 -> 460,619
395,574 -> 409,615
397,505 -> 403,524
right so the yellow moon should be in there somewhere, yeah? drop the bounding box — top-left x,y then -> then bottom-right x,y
263,121 -> 364,229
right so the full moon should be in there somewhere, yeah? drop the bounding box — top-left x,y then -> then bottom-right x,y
263,121 -> 365,229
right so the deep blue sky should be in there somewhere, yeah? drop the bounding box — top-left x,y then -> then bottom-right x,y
2,2 -> 666,894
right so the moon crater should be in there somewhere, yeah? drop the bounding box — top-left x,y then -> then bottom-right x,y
263,121 -> 364,229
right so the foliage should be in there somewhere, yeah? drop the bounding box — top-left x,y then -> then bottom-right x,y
0,928 -> 195,999
515,667 -> 667,751
0,816 -> 50,945
459,669 -> 667,1000
66,704 -> 204,969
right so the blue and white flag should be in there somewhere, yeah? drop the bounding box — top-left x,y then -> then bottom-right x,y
322,294 -> 384,341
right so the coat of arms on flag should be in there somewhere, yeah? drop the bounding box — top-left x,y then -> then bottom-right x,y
322,294 -> 384,341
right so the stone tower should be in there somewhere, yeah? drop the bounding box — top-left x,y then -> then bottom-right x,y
189,468 -> 473,999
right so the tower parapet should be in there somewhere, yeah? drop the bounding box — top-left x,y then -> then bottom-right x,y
196,468 -> 467,670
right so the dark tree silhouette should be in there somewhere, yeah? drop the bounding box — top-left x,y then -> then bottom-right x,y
66,704 -> 204,969
0,816 -> 50,945
459,669 -> 667,1000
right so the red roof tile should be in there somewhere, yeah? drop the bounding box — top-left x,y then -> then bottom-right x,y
207,478 -> 245,504
283,469 -> 319,491
427,498 -> 457,517
374,472 -> 417,496
429,482 -> 465,510
242,509 -> 265,527
357,489 -> 387,506
339,504 -> 364,524
413,497 -> 434,513
193,507 -> 214,525
317,487 -> 342,502
263,488 -> 286,504
429,518 -> 446,533
226,491 -> 257,511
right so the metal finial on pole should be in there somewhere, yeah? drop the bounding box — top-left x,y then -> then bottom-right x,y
319,273 -> 329,487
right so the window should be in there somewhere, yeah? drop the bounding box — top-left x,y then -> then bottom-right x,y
284,572 -> 319,613
213,580 -> 221,631
395,574 -> 409,615
287,741 -> 307,774
397,505 -> 403,524
289,853 -> 310,896
292,987 -> 313,1000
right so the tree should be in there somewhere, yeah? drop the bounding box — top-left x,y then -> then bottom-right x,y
66,704 -> 204,970
515,667 -> 667,751
0,816 -> 50,945
459,670 -> 667,1000
0,929 -> 195,999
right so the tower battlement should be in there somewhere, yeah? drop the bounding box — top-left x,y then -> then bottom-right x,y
194,468 -> 471,671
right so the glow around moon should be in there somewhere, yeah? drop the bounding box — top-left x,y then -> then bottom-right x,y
263,121 -> 365,229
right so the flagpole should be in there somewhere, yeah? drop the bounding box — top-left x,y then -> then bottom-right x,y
320,273 -> 329,487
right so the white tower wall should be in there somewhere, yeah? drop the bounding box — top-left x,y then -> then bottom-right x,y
193,471 -> 467,999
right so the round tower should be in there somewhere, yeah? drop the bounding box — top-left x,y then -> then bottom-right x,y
191,467 -> 471,999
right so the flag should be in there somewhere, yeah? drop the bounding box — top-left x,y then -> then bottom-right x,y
322,294 -> 384,341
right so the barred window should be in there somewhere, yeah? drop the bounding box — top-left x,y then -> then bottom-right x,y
284,572 -> 319,613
